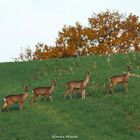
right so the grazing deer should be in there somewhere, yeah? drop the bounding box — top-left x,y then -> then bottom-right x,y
64,72 -> 91,100
31,80 -> 56,104
106,66 -> 132,95
1,86 -> 29,111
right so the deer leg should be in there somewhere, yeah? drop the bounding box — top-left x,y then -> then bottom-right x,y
69,94 -> 72,100
2,102 -> 13,112
84,89 -> 86,99
31,95 -> 38,104
19,103 -> 24,111
5,104 -> 12,112
106,83 -> 112,95
106,88 -> 109,95
64,89 -> 70,100
124,83 -> 128,93
84,90 -> 86,99
111,87 -> 115,94
49,96 -> 53,102
110,83 -> 115,94
82,89 -> 86,99
63,95 -> 66,100
69,88 -> 73,100
126,84 -> 128,92
44,95 -> 48,101
1,102 -> 8,109
64,88 -> 73,100
82,90 -> 84,99
79,89 -> 83,96
45,97 -> 47,101
1,102 -> 8,111
105,84 -> 110,95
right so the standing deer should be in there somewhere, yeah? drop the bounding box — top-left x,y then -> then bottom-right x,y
31,80 -> 56,104
106,66 -> 132,95
1,86 -> 30,111
64,72 -> 91,100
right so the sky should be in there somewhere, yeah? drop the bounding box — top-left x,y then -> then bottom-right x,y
0,0 -> 140,62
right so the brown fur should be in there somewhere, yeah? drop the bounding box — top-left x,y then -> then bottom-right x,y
64,72 -> 91,99
1,86 -> 29,111
106,66 -> 131,95
31,80 -> 56,104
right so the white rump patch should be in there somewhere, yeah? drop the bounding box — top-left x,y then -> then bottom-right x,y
3,98 -> 6,102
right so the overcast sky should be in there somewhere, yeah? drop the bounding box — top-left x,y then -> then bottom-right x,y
0,0 -> 140,62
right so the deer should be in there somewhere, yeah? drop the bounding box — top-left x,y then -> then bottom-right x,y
31,80 -> 56,104
1,86 -> 30,111
64,72 -> 91,100
106,65 -> 132,95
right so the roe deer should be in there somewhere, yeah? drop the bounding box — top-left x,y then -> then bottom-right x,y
106,66 -> 132,95
64,72 -> 91,100
31,80 -> 56,104
1,86 -> 29,111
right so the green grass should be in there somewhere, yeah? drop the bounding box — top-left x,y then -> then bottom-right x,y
0,52 -> 140,140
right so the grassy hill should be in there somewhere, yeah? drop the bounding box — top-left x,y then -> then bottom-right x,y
0,53 -> 140,140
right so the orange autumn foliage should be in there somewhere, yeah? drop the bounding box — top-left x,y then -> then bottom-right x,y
17,10 -> 140,61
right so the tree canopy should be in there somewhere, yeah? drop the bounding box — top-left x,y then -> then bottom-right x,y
16,10 -> 140,61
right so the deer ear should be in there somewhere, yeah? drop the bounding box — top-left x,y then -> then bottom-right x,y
52,80 -> 55,83
86,71 -> 90,74
126,65 -> 131,72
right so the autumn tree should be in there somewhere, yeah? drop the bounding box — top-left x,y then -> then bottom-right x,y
56,10 -> 140,56
56,22 -> 89,57
33,43 -> 51,60
16,10 -> 140,61
88,10 -> 140,54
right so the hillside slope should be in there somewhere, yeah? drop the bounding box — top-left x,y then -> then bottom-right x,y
0,53 -> 140,140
